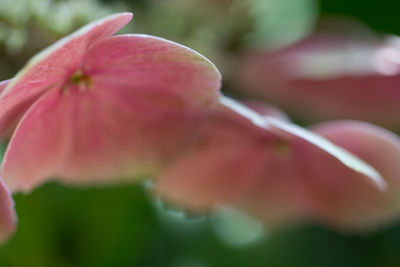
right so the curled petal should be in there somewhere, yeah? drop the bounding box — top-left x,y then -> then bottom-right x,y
0,13 -> 132,139
155,97 -> 385,229
312,121 -> 400,230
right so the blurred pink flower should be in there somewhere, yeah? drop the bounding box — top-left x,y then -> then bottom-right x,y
0,13 -> 221,192
237,22 -> 400,128
155,96 -> 390,231
312,120 -> 400,230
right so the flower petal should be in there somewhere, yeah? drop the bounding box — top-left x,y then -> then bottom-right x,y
0,13 -> 132,139
155,97 -> 385,229
237,23 -> 400,128
52,88 -> 202,184
53,34 -> 221,184
312,121 -> 400,230
1,89 -> 73,192
0,179 -> 16,244
83,34 -> 221,109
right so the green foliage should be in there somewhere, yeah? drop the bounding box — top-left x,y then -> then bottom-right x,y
2,182 -> 400,266
244,0 -> 318,49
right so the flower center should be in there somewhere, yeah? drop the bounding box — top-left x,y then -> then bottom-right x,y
63,70 -> 92,95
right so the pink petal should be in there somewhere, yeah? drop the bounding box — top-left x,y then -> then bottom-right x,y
83,34 -> 220,109
54,34 -> 221,184
312,121 -> 400,230
155,97 -> 385,228
0,179 -> 16,244
156,101 -> 272,213
237,25 -> 400,128
0,13 -> 132,139
1,89 -> 73,192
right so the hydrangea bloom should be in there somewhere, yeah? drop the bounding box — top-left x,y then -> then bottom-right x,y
155,97 -> 389,230
237,22 -> 400,128
0,13 -> 221,192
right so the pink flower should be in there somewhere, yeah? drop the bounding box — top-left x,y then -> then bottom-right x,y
0,13 -> 221,192
236,21 -> 400,128
312,120 -> 400,230
155,96 -> 390,231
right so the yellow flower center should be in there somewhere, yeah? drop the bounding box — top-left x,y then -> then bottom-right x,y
63,70 -> 92,95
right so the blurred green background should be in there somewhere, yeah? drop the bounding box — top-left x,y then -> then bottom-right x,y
1,0 -> 400,266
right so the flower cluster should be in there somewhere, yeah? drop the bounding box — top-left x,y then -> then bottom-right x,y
0,12 -> 400,244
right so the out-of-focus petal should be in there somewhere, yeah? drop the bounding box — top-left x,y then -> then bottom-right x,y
156,100 -> 273,213
237,23 -> 400,128
0,179 -> 16,244
1,89 -> 73,192
0,13 -> 132,139
155,97 -> 385,229
312,121 -> 400,230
